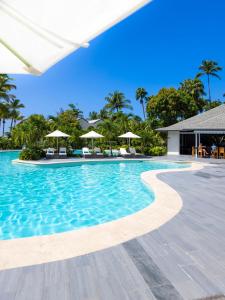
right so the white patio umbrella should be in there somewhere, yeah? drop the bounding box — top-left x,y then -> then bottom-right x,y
80,130 -> 104,151
46,130 -> 70,152
119,131 -> 141,147
0,0 -> 151,75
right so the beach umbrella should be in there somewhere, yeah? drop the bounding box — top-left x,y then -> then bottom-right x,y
46,130 -> 70,152
80,131 -> 104,151
0,0 -> 151,75
119,131 -> 141,147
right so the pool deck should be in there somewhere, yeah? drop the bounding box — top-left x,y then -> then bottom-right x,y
1,157 -> 225,299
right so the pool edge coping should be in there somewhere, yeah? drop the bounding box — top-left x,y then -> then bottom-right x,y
0,161 -> 205,270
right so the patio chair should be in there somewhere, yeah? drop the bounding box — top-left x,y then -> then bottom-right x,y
112,149 -> 119,157
219,147 -> 225,159
198,145 -> 203,158
82,147 -> 92,157
120,148 -> 132,157
129,147 -> 143,157
94,147 -> 104,156
59,147 -> 67,158
46,148 -> 55,159
211,147 -> 218,159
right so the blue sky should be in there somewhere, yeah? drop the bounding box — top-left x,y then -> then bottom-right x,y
12,0 -> 225,119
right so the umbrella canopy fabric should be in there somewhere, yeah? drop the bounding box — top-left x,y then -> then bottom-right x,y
80,131 -> 104,139
46,130 -> 70,138
119,132 -> 141,139
80,131 -> 104,151
0,0 -> 151,75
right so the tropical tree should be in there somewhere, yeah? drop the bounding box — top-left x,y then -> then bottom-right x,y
196,60 -> 222,101
0,74 -> 17,135
0,74 -> 16,102
68,103 -> 83,118
179,78 -> 206,111
89,111 -> 99,119
146,88 -> 201,127
99,108 -> 109,119
8,98 -> 24,131
11,114 -> 49,147
0,102 -> 10,136
136,87 -> 148,119
104,91 -> 132,113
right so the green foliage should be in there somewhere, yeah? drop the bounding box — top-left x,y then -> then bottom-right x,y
204,99 -> 222,111
196,60 -> 222,101
19,147 -> 45,160
149,146 -> 167,156
146,88 -> 200,127
136,87 -> 148,119
104,91 -> 133,113
11,114 -> 49,147
0,137 -> 15,149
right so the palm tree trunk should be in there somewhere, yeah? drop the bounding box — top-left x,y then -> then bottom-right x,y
207,74 -> 211,102
142,103 -> 146,120
10,118 -> 13,132
2,119 -> 5,136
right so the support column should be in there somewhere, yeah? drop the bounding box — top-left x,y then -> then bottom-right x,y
195,133 -> 198,158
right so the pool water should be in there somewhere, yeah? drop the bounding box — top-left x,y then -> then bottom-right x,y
0,152 -> 187,240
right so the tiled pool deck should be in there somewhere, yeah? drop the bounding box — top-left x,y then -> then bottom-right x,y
1,157 -> 225,299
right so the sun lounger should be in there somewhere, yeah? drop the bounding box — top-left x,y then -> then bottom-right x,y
94,147 -> 104,156
120,148 -> 132,157
46,148 -> 55,159
112,150 -> 119,157
129,147 -> 144,157
59,147 -> 67,158
82,147 -> 92,157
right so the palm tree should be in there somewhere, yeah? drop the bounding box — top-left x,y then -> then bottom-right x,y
104,91 -> 132,113
0,102 -> 10,136
197,60 -> 222,101
8,98 -> 24,131
179,78 -> 205,100
0,74 -> 16,102
136,88 -> 148,119
89,111 -> 99,119
68,103 -> 83,118
12,111 -> 24,128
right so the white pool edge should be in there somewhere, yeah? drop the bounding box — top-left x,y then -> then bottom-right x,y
0,161 -> 205,270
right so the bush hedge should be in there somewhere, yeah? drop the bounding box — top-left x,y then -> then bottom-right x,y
19,147 -> 45,160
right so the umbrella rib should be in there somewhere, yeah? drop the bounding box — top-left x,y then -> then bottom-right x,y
0,38 -> 41,75
1,1 -> 89,49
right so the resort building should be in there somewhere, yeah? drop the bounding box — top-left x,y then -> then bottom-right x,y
78,118 -> 102,130
158,104 -> 225,155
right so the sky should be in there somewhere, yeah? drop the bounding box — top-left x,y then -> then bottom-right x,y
11,0 -> 225,119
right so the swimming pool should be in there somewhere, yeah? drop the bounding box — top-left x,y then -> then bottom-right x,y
0,152 -> 187,240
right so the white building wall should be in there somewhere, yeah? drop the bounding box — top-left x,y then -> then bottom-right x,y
167,131 -> 180,155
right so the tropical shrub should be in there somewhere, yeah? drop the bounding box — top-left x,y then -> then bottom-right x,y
19,147 -> 45,160
0,137 -> 15,150
149,146 -> 167,156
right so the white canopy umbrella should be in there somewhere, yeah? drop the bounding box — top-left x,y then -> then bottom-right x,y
119,131 -> 141,146
80,130 -> 104,151
46,130 -> 70,152
0,0 -> 151,75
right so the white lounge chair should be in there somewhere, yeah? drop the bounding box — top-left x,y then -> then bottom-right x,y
59,147 -> 67,158
46,148 -> 55,158
129,147 -> 145,158
94,147 -> 103,156
112,149 -> 119,157
82,147 -> 92,157
120,148 -> 132,157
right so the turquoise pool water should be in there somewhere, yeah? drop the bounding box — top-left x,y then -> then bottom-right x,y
0,152 -> 187,240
